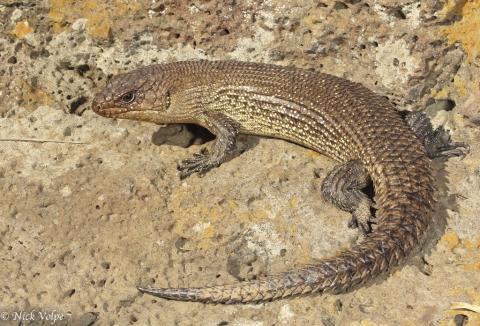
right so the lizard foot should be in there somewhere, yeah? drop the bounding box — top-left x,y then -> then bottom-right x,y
427,137 -> 470,159
177,148 -> 220,179
348,197 -> 376,234
404,112 -> 470,159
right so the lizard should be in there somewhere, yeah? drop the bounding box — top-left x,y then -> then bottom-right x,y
92,60 -> 468,304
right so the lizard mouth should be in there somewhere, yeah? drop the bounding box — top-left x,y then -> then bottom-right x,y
93,106 -> 170,124
92,105 -> 129,118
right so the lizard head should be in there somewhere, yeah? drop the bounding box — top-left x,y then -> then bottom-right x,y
92,66 -> 172,123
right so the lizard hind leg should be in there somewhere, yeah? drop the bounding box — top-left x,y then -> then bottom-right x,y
321,160 -> 375,234
404,111 -> 469,159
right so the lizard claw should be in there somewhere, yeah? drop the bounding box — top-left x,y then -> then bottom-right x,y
177,149 -> 220,179
348,198 -> 376,234
429,141 -> 470,159
422,124 -> 470,159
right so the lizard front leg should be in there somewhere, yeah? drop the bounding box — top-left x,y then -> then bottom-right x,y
178,112 -> 239,179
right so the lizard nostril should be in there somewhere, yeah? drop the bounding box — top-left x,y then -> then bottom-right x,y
92,101 -> 101,113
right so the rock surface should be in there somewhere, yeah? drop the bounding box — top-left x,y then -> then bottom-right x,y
0,0 -> 479,325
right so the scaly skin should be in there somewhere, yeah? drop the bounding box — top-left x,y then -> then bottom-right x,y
92,60 -> 444,304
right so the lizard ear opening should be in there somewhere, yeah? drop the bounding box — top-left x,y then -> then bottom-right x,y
156,89 -> 171,111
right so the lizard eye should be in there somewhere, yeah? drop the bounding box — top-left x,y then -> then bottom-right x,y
120,91 -> 136,104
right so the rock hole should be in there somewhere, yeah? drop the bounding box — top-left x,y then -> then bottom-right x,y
390,7 -> 406,19
218,28 -> 230,36
76,64 -> 90,76
426,98 -> 456,112
454,314 -> 468,326
440,99 -> 456,111
187,124 -> 215,143
65,289 -> 75,297
155,4 -> 166,12
333,1 -> 348,10
69,96 -> 88,114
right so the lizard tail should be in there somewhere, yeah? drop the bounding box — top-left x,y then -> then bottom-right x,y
138,145 -> 434,304
137,199 -> 433,303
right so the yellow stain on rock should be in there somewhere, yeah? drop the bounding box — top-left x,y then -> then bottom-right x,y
114,0 -> 141,16
430,86 -> 449,99
87,11 -> 112,39
463,261 -> 480,272
434,1 -> 480,101
289,196 -> 300,208
196,224 -> 218,250
168,187 -> 313,252
49,0 -> 73,34
453,76 -> 468,97
400,322 -> 417,326
466,287 -> 480,305
445,231 -> 480,276
20,80 -> 53,111
236,209 -> 270,225
441,231 -> 460,250
306,149 -> 320,158
12,21 -> 33,38
302,8 -> 324,28
432,75 -> 471,100
170,198 -> 225,248
349,320 -> 379,326
463,238 -> 476,250
462,237 -> 480,272
169,189 -> 273,250
48,0 -> 141,38
442,0 -> 480,63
